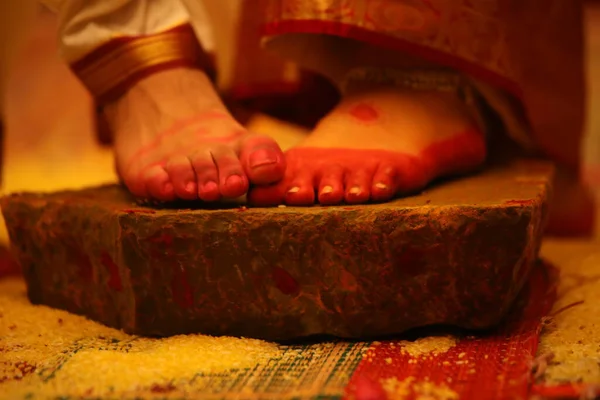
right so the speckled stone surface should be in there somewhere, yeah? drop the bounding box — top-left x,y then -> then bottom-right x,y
0,158 -> 553,340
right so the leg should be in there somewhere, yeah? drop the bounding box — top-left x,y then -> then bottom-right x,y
249,0 -> 589,217
46,0 -> 286,202
249,38 -> 488,206
104,66 -> 285,202
0,0 -> 36,108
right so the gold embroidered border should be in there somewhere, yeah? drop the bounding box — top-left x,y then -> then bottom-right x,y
71,24 -> 206,105
341,67 -> 467,94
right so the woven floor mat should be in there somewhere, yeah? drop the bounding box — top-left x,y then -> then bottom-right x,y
529,239 -> 600,400
1,257 -> 560,400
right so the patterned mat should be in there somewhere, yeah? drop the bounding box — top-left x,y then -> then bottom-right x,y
530,239 -> 600,399
1,257 -> 572,400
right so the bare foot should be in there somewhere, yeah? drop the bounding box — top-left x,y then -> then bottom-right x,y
249,84 -> 486,206
104,68 -> 286,202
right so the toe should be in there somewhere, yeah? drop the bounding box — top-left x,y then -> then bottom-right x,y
247,184 -> 286,206
120,163 -> 149,198
285,171 -> 315,206
371,164 -> 399,202
189,150 -> 221,202
165,155 -> 198,200
142,164 -> 176,201
344,169 -> 372,204
240,134 -> 286,185
211,145 -> 249,198
247,168 -> 314,207
318,165 -> 345,205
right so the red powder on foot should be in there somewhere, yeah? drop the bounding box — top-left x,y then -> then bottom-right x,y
349,103 -> 379,122
248,130 -> 486,207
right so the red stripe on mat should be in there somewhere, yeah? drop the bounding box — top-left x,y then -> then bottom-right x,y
531,383 -> 593,399
344,260 -> 559,400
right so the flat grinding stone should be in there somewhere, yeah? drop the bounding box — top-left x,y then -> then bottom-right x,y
0,158 -> 553,341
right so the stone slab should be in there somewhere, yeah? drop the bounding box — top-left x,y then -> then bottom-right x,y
0,158 -> 554,341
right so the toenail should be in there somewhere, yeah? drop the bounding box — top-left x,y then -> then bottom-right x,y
349,187 -> 361,195
321,186 -> 333,194
185,181 -> 196,194
288,187 -> 300,194
375,183 -> 387,190
249,149 -> 278,169
202,181 -> 218,193
225,175 -> 244,190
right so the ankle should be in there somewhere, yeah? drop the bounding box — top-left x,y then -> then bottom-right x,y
103,67 -> 225,132
125,67 -> 216,99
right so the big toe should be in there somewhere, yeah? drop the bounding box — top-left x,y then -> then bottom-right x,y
240,134 -> 286,185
